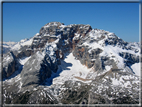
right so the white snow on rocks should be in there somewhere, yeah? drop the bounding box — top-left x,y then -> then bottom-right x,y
11,37 -> 33,51
111,78 -> 120,86
2,41 -> 16,48
2,23 -> 140,96
19,56 -> 31,65
100,45 -> 125,69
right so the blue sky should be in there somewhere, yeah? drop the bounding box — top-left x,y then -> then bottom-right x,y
3,2 -> 139,42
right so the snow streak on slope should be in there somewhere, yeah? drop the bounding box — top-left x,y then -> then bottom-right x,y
52,53 -> 92,85
19,56 -> 31,65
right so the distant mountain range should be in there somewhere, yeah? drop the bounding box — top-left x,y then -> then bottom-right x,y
0,41 -> 16,54
1,22 -> 140,105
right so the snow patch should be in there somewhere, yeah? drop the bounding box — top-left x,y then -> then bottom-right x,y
19,56 -> 31,65
105,65 -> 112,71
111,78 -> 120,86
131,63 -> 140,76
52,53 -> 92,85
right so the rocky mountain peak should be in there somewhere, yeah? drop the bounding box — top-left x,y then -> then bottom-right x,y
1,22 -> 140,104
45,22 -> 64,26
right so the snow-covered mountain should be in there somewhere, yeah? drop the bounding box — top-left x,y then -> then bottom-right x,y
1,22 -> 140,105
0,41 -> 16,54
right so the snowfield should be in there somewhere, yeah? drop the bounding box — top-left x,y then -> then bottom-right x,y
52,53 -> 93,85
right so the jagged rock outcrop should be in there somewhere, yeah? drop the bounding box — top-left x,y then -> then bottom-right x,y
119,52 -> 139,64
16,46 -> 34,59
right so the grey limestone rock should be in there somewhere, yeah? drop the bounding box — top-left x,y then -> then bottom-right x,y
20,51 -> 58,88
2,51 -> 20,79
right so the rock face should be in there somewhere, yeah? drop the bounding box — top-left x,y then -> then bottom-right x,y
1,22 -> 140,105
2,52 -> 20,79
73,46 -> 103,68
20,52 -> 58,88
